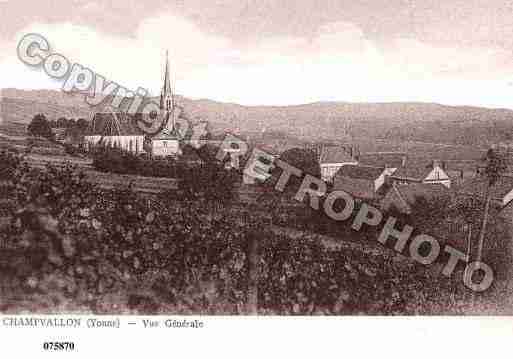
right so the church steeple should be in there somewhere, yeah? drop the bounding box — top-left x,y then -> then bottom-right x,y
160,50 -> 173,112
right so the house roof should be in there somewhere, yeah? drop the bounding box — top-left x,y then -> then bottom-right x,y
456,176 -> 513,202
392,161 -> 441,180
335,165 -> 385,180
333,176 -> 377,200
319,146 -> 356,164
86,113 -> 148,136
358,152 -> 406,168
331,165 -> 387,200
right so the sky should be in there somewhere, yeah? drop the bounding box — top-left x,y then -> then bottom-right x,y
1,0 -> 513,108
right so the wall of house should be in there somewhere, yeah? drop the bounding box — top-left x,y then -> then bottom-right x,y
423,166 -> 451,188
375,167 -> 397,191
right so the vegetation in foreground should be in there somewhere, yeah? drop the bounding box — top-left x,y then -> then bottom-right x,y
1,149 -> 511,314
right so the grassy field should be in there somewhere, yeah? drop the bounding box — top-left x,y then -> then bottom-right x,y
23,154 -> 179,194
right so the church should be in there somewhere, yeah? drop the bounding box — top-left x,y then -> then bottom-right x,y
84,52 -> 181,157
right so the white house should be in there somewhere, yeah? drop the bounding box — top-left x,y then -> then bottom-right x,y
391,160 -> 451,188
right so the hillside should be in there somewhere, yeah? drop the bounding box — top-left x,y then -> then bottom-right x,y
2,88 -> 513,145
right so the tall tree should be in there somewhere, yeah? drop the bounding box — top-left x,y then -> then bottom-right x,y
476,148 -> 507,263
27,114 -> 53,139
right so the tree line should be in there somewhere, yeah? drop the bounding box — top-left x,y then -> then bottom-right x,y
27,113 -> 89,140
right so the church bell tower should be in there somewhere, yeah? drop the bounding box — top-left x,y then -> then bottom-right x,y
160,50 -> 174,130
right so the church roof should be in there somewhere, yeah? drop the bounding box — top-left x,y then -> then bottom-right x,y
359,152 -> 406,168
86,113 -> 148,136
87,111 -> 177,140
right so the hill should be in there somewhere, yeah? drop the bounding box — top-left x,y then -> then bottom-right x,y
2,88 -> 513,145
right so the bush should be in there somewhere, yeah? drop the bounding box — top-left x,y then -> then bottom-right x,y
91,146 -> 181,178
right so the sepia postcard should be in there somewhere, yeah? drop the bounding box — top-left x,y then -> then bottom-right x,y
0,0 -> 512,357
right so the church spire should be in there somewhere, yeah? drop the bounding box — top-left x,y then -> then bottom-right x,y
160,50 -> 173,111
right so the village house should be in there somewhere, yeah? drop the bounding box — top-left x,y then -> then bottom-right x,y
390,160 -> 451,188
332,164 -> 394,202
319,145 -> 358,183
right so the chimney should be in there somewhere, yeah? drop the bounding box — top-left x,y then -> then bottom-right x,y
432,159 -> 440,168
401,155 -> 407,167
